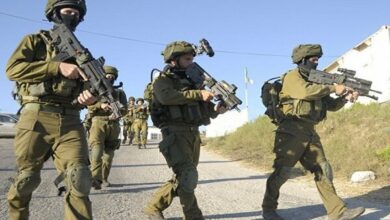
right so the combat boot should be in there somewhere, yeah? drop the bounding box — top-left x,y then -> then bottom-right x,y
146,211 -> 165,220
336,207 -> 365,220
122,139 -> 126,144
92,179 -> 102,190
263,210 -> 284,220
102,180 -> 111,187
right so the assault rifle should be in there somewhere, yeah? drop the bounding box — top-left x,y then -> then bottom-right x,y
185,62 -> 242,111
308,68 -> 382,100
49,23 -> 122,118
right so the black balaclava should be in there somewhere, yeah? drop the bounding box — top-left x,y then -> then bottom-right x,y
298,57 -> 318,77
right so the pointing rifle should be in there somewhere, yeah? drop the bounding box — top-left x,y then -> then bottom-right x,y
308,68 -> 382,100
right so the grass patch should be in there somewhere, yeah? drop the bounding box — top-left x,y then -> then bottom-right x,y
206,103 -> 390,179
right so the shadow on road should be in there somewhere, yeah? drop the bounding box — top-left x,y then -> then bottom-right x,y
93,175 -> 267,195
111,160 -> 237,169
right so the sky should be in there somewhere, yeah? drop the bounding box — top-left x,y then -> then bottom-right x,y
0,0 -> 389,120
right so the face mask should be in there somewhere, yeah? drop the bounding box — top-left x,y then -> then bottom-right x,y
305,60 -> 318,70
299,59 -> 318,71
60,14 -> 79,31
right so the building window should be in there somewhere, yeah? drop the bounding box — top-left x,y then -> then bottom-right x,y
151,133 -> 158,140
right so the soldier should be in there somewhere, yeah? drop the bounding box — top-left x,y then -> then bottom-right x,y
122,96 -> 135,145
133,97 -> 149,149
261,44 -> 364,220
143,41 -> 226,220
88,65 -> 127,189
5,0 -> 95,219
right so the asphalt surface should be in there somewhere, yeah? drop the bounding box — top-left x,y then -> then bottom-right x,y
0,138 -> 389,220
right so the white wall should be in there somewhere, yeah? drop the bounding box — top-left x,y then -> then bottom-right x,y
205,108 -> 249,138
325,25 -> 390,104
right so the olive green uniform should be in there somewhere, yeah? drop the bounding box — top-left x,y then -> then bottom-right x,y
122,105 -> 135,144
133,105 -> 149,147
88,89 -> 127,184
6,31 -> 92,220
262,68 -> 348,219
144,69 -> 218,220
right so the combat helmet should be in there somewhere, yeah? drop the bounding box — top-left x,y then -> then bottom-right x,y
128,96 -> 135,102
103,65 -> 118,80
291,44 -> 323,64
136,98 -> 144,103
45,0 -> 87,22
162,41 -> 196,63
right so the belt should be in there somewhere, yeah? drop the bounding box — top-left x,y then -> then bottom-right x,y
23,103 -> 80,116
162,125 -> 199,132
92,116 -> 119,122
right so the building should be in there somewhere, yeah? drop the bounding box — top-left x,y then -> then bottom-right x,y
324,25 -> 390,103
147,126 -> 162,141
120,125 -> 162,141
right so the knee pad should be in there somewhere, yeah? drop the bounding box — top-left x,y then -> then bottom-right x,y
314,161 -> 333,183
13,170 -> 41,197
65,164 -> 92,197
179,167 -> 198,193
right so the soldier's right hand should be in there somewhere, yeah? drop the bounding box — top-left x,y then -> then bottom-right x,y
101,103 -> 112,111
334,84 -> 352,96
59,63 -> 81,79
201,90 -> 214,102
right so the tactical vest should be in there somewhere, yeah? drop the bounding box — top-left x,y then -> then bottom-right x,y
151,71 -> 212,128
134,106 -> 149,120
124,105 -> 135,123
280,69 -> 328,123
14,30 -> 84,108
89,89 -> 125,117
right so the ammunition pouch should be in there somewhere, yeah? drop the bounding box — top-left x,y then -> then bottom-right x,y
152,101 -> 210,127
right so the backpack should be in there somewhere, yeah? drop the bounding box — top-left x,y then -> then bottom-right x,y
145,68 -> 164,127
261,76 -> 283,124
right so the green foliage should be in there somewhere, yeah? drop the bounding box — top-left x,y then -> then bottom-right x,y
207,103 -> 390,178
376,147 -> 390,161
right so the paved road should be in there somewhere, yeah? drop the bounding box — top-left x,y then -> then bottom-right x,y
0,138 -> 389,219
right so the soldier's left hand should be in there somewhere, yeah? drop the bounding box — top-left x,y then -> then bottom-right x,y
345,91 -> 359,103
214,103 -> 228,114
77,90 -> 97,105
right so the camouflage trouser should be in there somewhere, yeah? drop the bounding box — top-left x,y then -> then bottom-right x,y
7,107 -> 92,220
144,125 -> 204,220
122,121 -> 134,144
133,119 -> 148,146
89,117 -> 120,182
262,119 -> 346,219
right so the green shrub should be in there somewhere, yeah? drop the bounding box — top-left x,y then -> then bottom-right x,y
207,103 -> 390,178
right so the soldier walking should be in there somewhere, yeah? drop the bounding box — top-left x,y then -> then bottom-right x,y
88,66 -> 127,189
5,0 -> 96,219
143,41 -> 227,220
261,44 -> 365,220
133,98 -> 149,149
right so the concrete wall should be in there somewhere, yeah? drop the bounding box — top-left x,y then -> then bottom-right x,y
324,25 -> 390,104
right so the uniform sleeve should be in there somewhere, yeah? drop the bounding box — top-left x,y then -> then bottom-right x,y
323,95 -> 347,112
6,34 -> 61,83
282,70 -> 336,101
87,101 -> 103,113
153,76 -> 203,105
